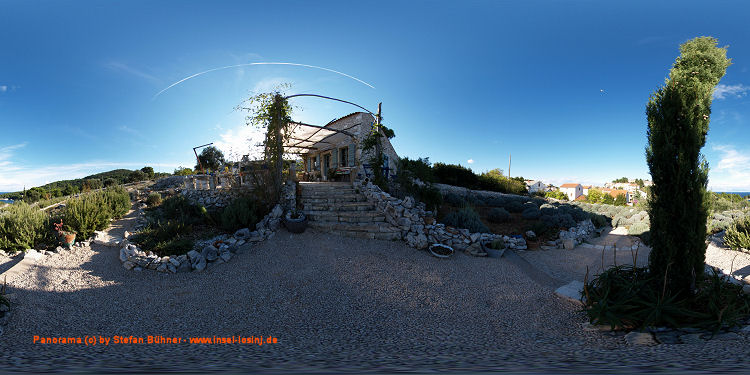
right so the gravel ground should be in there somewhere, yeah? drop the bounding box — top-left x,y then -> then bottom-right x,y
1,218 -> 750,373
519,227 -> 652,284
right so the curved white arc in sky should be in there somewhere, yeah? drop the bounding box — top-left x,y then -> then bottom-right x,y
152,62 -> 375,100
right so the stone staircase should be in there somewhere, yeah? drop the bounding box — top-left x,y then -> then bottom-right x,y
299,182 -> 402,240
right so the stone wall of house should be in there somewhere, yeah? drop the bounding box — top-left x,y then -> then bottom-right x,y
301,112 -> 400,179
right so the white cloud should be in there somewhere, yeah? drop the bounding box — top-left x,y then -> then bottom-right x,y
467,159 -> 474,164
0,85 -> 6,92
713,84 -> 749,100
214,124 -> 266,162
709,145 -> 750,191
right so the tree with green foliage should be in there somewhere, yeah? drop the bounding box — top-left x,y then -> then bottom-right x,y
601,193 -> 615,205
195,146 -> 226,173
613,193 -> 627,206
612,177 -> 629,183
646,36 -> 731,294
141,166 -> 155,179
173,166 -> 194,176
128,170 -> 146,183
587,188 -> 603,203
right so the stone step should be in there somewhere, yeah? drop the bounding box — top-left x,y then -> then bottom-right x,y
308,221 -> 401,233
300,194 -> 365,203
300,196 -> 367,206
304,210 -> 385,223
303,202 -> 375,212
300,190 -> 358,197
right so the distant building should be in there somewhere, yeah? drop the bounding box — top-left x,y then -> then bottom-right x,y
526,180 -> 547,193
602,188 -> 631,204
559,183 -> 583,201
582,185 -> 592,196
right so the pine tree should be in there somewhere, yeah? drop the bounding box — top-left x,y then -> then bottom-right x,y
646,37 -> 731,293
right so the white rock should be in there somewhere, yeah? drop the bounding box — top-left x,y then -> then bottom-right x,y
554,280 -> 585,305
625,332 -> 657,346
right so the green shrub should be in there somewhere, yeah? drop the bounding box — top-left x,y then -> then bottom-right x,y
589,213 -> 609,228
130,220 -> 194,256
540,203 -> 557,216
584,265 -> 750,331
433,163 -> 478,187
725,216 -> 750,251
146,192 -> 162,207
505,201 -> 524,213
398,157 -> 435,183
443,192 -> 466,206
416,185 -> 443,212
220,196 -> 259,232
522,202 -> 537,211
545,191 -> 568,201
477,170 -> 528,195
521,207 -> 541,219
628,222 -> 650,236
63,193 -> 113,239
441,206 -> 489,233
487,207 -> 510,223
0,202 -> 50,252
484,196 -> 506,208
102,187 -> 131,219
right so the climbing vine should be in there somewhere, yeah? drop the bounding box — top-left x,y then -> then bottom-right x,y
362,119 -> 395,191
239,83 -> 293,200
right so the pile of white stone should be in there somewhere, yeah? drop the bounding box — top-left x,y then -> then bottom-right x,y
556,219 -> 596,249
119,204 -> 284,273
354,180 -> 527,256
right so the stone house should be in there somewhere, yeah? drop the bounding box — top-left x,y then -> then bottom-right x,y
285,112 -> 399,182
526,180 -> 546,193
559,183 -> 583,201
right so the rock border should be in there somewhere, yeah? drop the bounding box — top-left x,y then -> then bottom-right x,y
354,181 -> 529,256
118,204 -> 284,273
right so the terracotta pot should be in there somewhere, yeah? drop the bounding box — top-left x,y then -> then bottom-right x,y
59,232 -> 76,247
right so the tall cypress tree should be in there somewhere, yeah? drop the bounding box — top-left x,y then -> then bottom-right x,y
646,37 -> 731,294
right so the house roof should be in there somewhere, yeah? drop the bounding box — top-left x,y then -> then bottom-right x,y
606,189 -> 628,198
560,183 -> 580,188
575,195 -> 587,201
283,112 -> 370,154
583,185 -> 592,189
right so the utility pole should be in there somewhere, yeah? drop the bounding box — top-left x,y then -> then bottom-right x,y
375,102 -> 383,175
508,153 -> 511,179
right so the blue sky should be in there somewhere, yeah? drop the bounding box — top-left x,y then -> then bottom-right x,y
1,0 -> 749,192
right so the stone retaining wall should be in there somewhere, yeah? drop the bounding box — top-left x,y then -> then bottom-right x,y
353,180 -> 528,256
181,188 -> 252,210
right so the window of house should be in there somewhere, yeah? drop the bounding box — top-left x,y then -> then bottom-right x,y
340,146 -> 348,167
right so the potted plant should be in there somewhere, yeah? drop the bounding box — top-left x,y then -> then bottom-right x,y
481,238 -> 507,258
54,219 -> 76,248
428,243 -> 454,258
283,208 -> 307,234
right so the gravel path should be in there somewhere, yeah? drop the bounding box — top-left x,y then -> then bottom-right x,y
1,219 -> 750,373
519,227 -> 651,284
